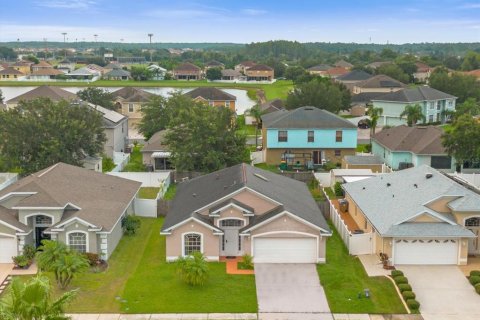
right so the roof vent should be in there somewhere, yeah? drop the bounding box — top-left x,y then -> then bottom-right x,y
414,184 -> 418,188
387,183 -> 391,187
304,107 -> 314,111
362,187 -> 366,190
192,193 -> 197,197
426,173 -> 433,179
254,173 -> 269,182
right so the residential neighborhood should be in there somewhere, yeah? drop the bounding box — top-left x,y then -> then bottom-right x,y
1,1 -> 480,320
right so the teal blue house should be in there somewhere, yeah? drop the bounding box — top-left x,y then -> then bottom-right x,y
261,107 -> 357,167
371,86 -> 456,126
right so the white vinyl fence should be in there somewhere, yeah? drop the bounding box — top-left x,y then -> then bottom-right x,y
250,150 -> 265,165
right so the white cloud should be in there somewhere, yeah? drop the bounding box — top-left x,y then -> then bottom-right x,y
242,9 -> 267,16
459,3 -> 480,9
35,0 -> 97,9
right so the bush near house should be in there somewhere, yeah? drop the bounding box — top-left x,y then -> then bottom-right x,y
407,299 -> 420,310
469,275 -> 480,285
334,182 -> 344,197
402,291 -> 416,300
394,276 -> 408,285
239,254 -> 254,270
391,270 -> 404,277
470,270 -> 480,277
475,283 -> 480,294
122,215 -> 141,235
397,283 -> 412,293
176,252 -> 209,286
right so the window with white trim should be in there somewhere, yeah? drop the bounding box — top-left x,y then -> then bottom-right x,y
466,217 -> 480,227
184,233 -> 201,255
128,103 -> 134,112
35,215 -> 52,225
220,219 -> 244,227
68,232 -> 87,253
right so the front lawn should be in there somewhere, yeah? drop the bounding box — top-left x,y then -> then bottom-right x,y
317,222 -> 407,314
138,187 -> 160,199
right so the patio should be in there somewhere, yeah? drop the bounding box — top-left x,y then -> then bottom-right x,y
357,255 -> 390,277
331,199 -> 360,232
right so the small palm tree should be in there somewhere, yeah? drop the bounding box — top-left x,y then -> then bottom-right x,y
366,105 -> 383,144
36,240 -> 69,278
54,253 -> 90,289
248,104 -> 265,148
176,252 -> 209,286
0,275 -> 76,320
400,104 -> 425,127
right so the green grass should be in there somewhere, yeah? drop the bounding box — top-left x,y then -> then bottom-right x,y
317,223 -> 407,314
254,163 -> 281,173
122,145 -> 146,172
324,187 -> 337,200
236,115 -> 257,136
440,124 -> 453,133
121,221 -> 257,313
162,184 -> 177,200
356,144 -> 370,153
138,187 -> 160,199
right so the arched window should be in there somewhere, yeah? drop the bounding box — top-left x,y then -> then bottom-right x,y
35,215 -> 52,225
184,233 -> 201,256
68,232 -> 87,253
466,217 -> 480,227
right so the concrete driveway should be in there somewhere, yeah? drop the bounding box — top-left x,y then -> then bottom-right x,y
402,265 -> 480,320
255,264 -> 330,313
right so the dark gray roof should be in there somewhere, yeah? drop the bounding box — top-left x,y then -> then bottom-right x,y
343,155 -> 383,165
307,64 -> 332,71
371,86 -> 456,103
260,99 -> 285,113
162,163 -> 330,234
184,87 -> 236,101
351,92 -> 387,104
356,75 -> 406,89
142,130 -> 169,152
262,107 -> 356,129
104,68 -> 131,78
247,64 -> 273,71
337,70 -> 373,82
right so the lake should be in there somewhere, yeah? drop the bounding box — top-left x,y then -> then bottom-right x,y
0,86 -> 256,115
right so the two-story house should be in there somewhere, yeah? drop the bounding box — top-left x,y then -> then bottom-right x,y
234,61 -> 257,74
161,163 -> 331,263
371,86 -> 457,126
0,163 -> 140,263
111,87 -> 155,132
11,60 -> 33,75
245,64 -> 274,81
261,107 -> 358,167
184,87 -> 237,112
31,60 -> 53,72
173,62 -> 202,80
57,59 -> 76,73
352,74 -> 406,94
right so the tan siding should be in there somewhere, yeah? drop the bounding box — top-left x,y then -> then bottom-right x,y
232,190 -> 278,215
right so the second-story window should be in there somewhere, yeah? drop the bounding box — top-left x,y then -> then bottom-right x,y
336,130 -> 343,142
437,101 -> 441,110
308,131 -> 314,142
278,131 -> 288,142
225,101 -> 230,108
128,103 -> 134,113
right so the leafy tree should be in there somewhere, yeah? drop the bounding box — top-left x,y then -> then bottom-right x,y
248,104 -> 265,148
286,78 -> 351,113
130,65 -> 153,81
366,106 -> 383,143
165,99 -> 248,172
0,98 -> 106,175
444,56 -> 462,70
0,89 -> 4,105
443,114 -> 480,165
25,55 -> 39,64
376,63 -> 410,83
36,240 -> 69,273
138,94 -> 176,140
0,276 -> 76,320
284,66 -> 307,83
400,104 -> 425,126
461,51 -> 480,71
380,48 -> 398,60
206,67 -> 222,80
0,46 -> 17,60
77,87 -> 115,110
429,68 -> 480,103
456,98 -> 480,117
176,252 -> 209,286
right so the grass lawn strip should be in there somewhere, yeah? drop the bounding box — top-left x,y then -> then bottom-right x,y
317,222 -> 407,314
138,187 -> 160,199
122,145 -> 146,172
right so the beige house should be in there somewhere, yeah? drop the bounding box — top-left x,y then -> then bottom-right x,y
184,87 -> 237,112
111,87 -> 155,131
341,165 -> 479,265
173,62 -> 202,80
245,64 -> 274,81
141,130 -> 172,171
161,163 -> 331,263
31,60 -> 53,72
0,67 -> 25,81
0,163 -> 141,263
234,61 -> 257,74
352,74 -> 406,94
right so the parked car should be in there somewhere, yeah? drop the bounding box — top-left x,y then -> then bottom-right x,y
358,119 -> 370,129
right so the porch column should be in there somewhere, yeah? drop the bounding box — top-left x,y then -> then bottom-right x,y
50,234 -> 57,240
17,235 -> 25,255
100,234 -> 108,260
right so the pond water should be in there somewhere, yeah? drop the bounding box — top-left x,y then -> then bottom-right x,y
0,86 -> 256,115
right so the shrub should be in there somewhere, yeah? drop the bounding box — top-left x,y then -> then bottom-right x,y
391,270 -> 404,277
323,162 -> 337,171
240,254 -> 254,270
12,255 -> 30,268
394,276 -> 408,284
402,291 -> 416,300
470,270 -> 480,277
84,252 -> 101,266
23,244 -> 36,261
176,252 -> 209,286
334,182 -> 344,197
469,275 -> 480,285
122,215 -> 141,235
407,299 -> 420,310
102,157 -> 115,172
398,283 -> 412,292
475,283 -> 480,294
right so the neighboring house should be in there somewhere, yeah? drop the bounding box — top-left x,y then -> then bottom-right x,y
12,60 -> 33,75
325,67 -> 349,78
0,173 -> 18,191
342,165 -> 479,265
245,99 -> 285,125
184,87 -> 237,112
372,125 -> 455,171
371,86 -> 457,125
221,69 -> 243,81
245,64 -> 274,81
307,64 -> 332,76
147,64 -> 167,80
465,69 -> 480,81
0,67 -> 25,81
261,107 -> 358,166
341,155 -> 384,173
104,63 -> 123,70
5,85 -> 78,109
349,92 -> 386,115
66,66 -> 101,81
160,163 -> 331,263
86,64 -> 107,75
57,59 -> 76,73
28,68 -> 64,80
413,62 -> 433,83
173,62 -> 202,80
234,61 -> 257,74
0,163 -> 141,263
334,59 -> 354,70
365,61 -> 391,70
205,60 -> 225,70
31,60 -> 53,72
103,68 -> 131,81
330,168 -> 377,188
111,87 -> 155,131
336,70 -> 373,91
352,74 -> 407,94
141,130 -> 172,171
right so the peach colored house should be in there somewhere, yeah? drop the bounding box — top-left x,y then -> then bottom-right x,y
245,64 -> 274,81
161,164 -> 331,263
341,165 -> 479,265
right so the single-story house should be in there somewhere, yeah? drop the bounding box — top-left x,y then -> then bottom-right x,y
330,168 -> 377,188
141,130 -> 173,171
57,59 -> 76,73
28,68 -> 64,80
306,64 -> 332,76
336,70 -> 373,92
221,69 -> 244,81
160,163 -> 331,263
0,163 -> 141,263
341,155 -> 384,173
184,87 -> 237,112
342,165 -> 479,265
334,59 -> 354,70
66,66 -> 101,81
173,62 -> 202,80
205,60 -> 225,70
103,68 -> 131,81
0,67 -> 25,81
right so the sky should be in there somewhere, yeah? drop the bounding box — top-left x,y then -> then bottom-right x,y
0,0 -> 479,43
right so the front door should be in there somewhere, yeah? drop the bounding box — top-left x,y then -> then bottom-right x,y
35,227 -> 51,247
224,229 -> 239,257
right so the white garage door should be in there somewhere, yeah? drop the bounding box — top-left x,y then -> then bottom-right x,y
394,239 -> 458,265
0,236 -> 17,263
253,237 -> 317,263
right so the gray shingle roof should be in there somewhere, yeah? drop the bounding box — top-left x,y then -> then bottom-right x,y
162,163 -> 330,234
343,165 -> 480,237
262,107 -> 356,129
343,155 -> 383,165
104,68 -> 131,78
142,130 -> 169,152
356,74 -> 406,88
6,86 -> 78,104
371,86 -> 456,103
247,64 -> 273,71
337,70 -> 373,82
111,87 -> 155,103
351,92 -> 387,104
184,87 -> 236,101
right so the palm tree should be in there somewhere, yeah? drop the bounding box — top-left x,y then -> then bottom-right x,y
36,240 -> 69,275
0,276 -> 76,320
400,104 -> 426,127
366,105 -> 383,144
176,252 -> 209,286
248,104 -> 265,148
54,253 -> 90,289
